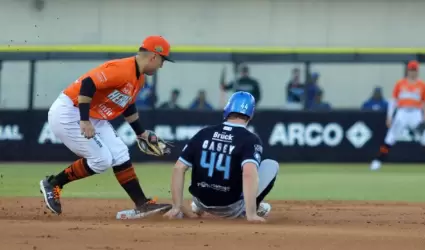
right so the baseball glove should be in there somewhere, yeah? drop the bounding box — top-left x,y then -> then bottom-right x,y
137,130 -> 172,156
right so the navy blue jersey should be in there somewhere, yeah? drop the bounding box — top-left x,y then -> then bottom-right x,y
178,122 -> 263,206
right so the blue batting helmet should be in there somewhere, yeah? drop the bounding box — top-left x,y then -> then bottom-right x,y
223,91 -> 256,120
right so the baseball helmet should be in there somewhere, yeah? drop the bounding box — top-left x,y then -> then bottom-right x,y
223,91 -> 256,120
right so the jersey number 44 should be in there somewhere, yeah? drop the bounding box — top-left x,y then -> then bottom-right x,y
200,150 -> 232,180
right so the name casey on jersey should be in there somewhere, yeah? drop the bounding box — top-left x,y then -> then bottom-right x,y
202,139 -> 235,154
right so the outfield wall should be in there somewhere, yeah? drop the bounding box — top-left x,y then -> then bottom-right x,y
1,110 -> 423,163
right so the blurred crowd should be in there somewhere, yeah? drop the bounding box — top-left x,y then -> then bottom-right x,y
135,86 -> 214,111
285,67 -> 388,112
135,65 -> 388,112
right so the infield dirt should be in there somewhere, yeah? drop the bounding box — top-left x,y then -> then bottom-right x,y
0,198 -> 424,250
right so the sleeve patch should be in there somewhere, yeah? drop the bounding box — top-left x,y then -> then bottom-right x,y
254,144 -> 263,153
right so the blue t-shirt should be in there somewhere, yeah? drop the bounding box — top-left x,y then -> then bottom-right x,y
361,99 -> 388,111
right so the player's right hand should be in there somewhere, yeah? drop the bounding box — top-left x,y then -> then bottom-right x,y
80,120 -> 95,139
386,118 -> 392,128
246,214 -> 266,223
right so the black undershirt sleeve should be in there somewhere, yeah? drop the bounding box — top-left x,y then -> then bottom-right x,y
79,77 -> 96,97
78,77 -> 97,121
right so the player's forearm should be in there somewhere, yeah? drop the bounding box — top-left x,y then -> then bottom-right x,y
243,171 -> 259,217
171,166 -> 186,208
222,82 -> 233,90
78,77 -> 96,121
123,104 -> 145,135
78,96 -> 93,121
124,112 -> 139,123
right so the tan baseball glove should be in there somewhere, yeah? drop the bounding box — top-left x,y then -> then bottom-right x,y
137,130 -> 172,156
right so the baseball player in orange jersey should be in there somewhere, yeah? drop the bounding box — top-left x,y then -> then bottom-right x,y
370,60 -> 425,170
40,36 -> 174,218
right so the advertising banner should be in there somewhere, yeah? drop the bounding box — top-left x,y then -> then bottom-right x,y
1,110 -> 424,163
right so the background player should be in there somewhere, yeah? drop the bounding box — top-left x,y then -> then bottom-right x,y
370,60 -> 425,170
39,36 -> 173,218
164,91 -> 279,222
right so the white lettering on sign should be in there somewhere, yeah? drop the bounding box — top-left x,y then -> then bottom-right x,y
0,125 -> 23,141
38,122 -> 62,144
268,122 -> 344,147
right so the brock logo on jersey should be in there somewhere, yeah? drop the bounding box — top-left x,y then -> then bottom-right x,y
213,132 -> 234,141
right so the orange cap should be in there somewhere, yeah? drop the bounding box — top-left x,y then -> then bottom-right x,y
407,60 -> 419,70
140,36 -> 174,62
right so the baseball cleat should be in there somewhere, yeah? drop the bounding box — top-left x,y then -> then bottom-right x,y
257,202 -> 271,217
191,201 -> 205,216
116,198 -> 171,220
39,175 -> 62,215
370,160 -> 382,171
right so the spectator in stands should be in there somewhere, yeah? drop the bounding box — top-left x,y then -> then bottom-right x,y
309,89 -> 331,111
135,81 -> 157,109
286,68 -> 305,109
305,72 -> 322,109
159,89 -> 181,109
221,64 -> 262,105
189,90 -> 213,110
361,86 -> 388,111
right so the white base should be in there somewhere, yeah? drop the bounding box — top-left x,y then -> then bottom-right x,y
370,160 -> 382,171
116,207 -> 168,220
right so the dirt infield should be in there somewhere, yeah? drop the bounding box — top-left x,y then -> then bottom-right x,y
0,198 -> 424,250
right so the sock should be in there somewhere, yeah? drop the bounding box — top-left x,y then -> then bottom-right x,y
51,158 -> 96,188
376,143 -> 392,161
256,177 -> 276,208
113,161 -> 147,206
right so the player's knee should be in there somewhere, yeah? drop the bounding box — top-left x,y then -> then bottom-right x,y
260,159 -> 279,175
112,148 -> 130,167
87,152 -> 113,174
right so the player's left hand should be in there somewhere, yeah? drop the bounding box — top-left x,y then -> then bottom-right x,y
163,207 -> 184,219
246,214 -> 266,223
137,130 -> 173,156
164,206 -> 195,219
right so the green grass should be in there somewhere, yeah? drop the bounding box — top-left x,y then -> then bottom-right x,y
0,163 -> 424,202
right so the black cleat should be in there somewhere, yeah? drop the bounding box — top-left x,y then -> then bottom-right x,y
134,198 -> 172,217
116,198 -> 172,220
39,176 -> 62,215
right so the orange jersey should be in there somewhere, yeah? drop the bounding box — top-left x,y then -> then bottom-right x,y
63,57 -> 144,120
392,78 -> 425,109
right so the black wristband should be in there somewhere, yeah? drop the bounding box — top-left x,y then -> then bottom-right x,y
129,120 -> 145,136
79,103 -> 90,121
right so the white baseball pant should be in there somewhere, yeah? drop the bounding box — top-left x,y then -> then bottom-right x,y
48,93 -> 130,173
385,108 -> 425,145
